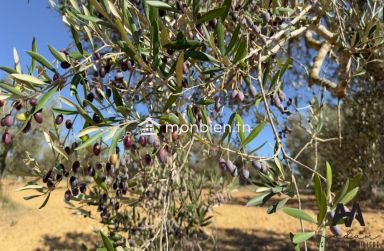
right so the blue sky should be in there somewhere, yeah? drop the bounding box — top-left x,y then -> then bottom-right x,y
0,1 -> 70,78
0,1 -> 279,156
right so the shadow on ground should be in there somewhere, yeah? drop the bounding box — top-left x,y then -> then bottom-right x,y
34,232 -> 98,251
209,228 -> 295,251
207,228 -> 375,251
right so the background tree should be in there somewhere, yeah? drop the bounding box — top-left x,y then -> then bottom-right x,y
286,79 -> 384,197
0,101 -> 55,180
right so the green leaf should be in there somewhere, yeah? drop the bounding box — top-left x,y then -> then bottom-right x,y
146,1 -> 173,10
100,231 -> 115,251
11,73 -> 46,85
76,14 -> 105,24
326,162 -> 332,198
197,7 -> 225,24
235,114 -> 245,142
24,194 -> 44,200
348,172 -> 363,192
187,106 -> 196,124
108,126 -> 126,157
71,25 -> 83,54
226,24 -> 240,55
0,82 -> 26,97
111,86 -> 123,107
48,45 -> 67,62
314,174 -> 322,207
163,93 -> 180,111
317,191 -> 327,225
38,192 -> 51,209
149,6 -> 160,70
233,38 -> 247,63
282,208 -> 317,224
0,66 -> 18,74
339,187 -> 359,205
247,192 -> 273,206
192,0 -> 200,18
75,130 -> 106,151
334,179 -> 349,206
159,113 -> 179,125
292,231 -> 316,244
267,197 -> 289,214
26,51 -> 55,72
221,112 -> 236,143
314,175 -> 327,225
30,37 -> 37,73
185,50 -> 219,63
215,19 -> 225,55
34,86 -> 58,114
52,107 -> 78,115
221,0 -> 232,21
176,52 -> 184,88
16,184 -> 44,191
241,122 -> 265,147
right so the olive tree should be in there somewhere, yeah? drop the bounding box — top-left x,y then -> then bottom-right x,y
0,0 -> 383,250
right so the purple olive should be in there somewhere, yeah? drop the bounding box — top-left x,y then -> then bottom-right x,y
3,114 -> 14,127
237,91 -> 245,102
2,132 -> 11,144
226,160 -> 238,177
144,154 -> 152,165
60,61 -> 71,69
0,100 -> 4,107
65,119 -> 73,129
69,176 -> 78,187
79,183 -> 87,194
96,162 -> 103,170
72,161 -> 80,173
219,159 -> 228,171
34,112 -> 43,124
123,135 -> 133,149
231,90 -> 239,100
262,11 -> 271,23
88,165 -> 95,177
43,170 -> 52,183
14,100 -> 22,110
241,168 -> 250,180
71,187 -> 79,196
249,85 -> 257,97
93,143 -> 101,156
99,66 -> 106,78
252,160 -> 268,173
64,190 -> 71,201
139,136 -> 147,147
159,148 -> 168,163
1,118 -> 5,127
47,179 -> 55,190
55,114 -> 64,125
29,97 -> 38,106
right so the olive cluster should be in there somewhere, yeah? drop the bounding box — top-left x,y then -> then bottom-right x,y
1,97 -> 45,145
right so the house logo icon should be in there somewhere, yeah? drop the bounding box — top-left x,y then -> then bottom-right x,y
138,117 -> 160,136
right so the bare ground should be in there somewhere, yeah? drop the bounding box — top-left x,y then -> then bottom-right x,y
1,179 -> 384,251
